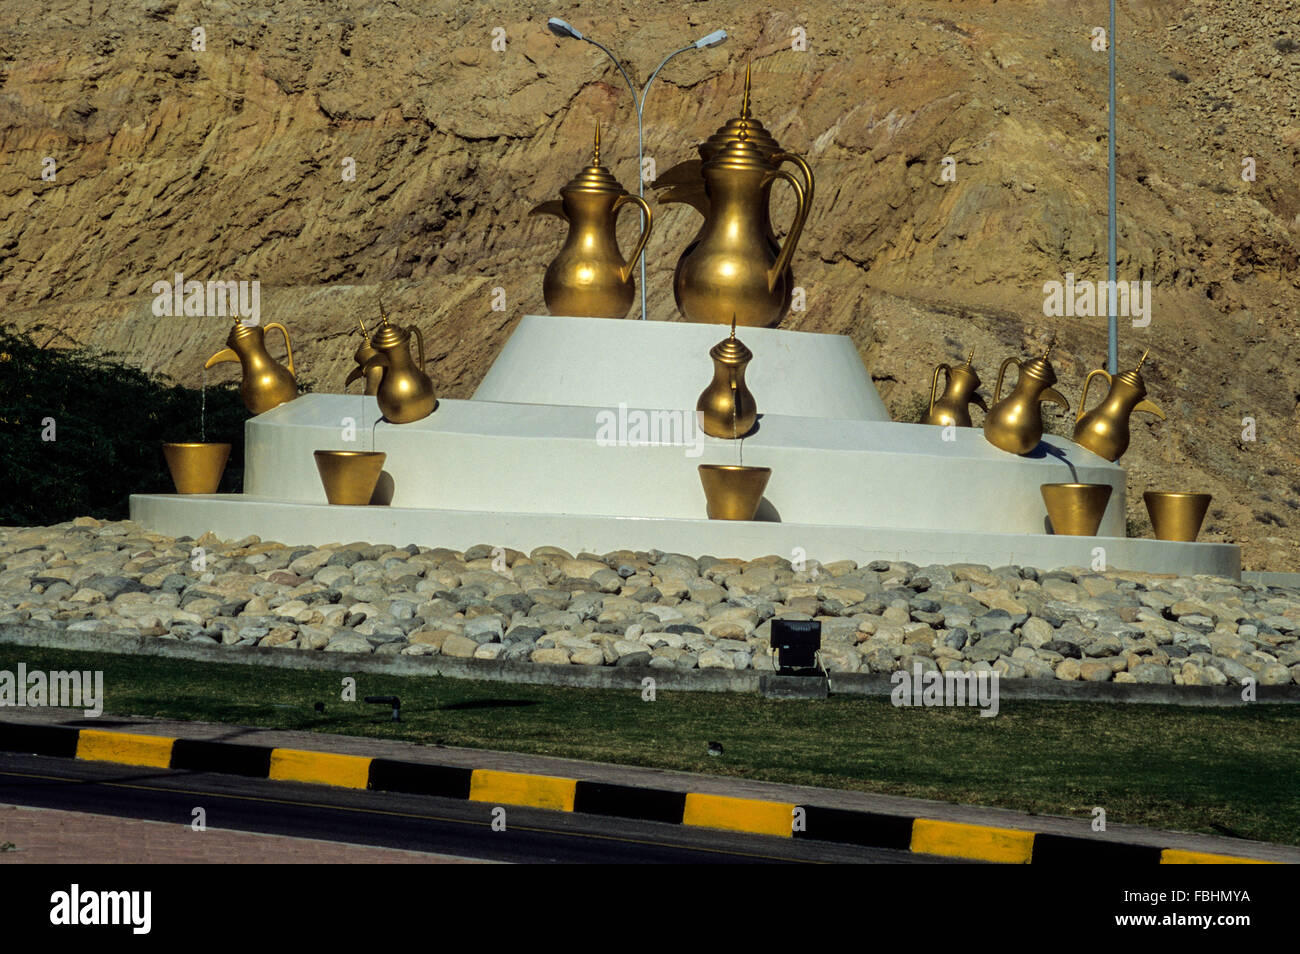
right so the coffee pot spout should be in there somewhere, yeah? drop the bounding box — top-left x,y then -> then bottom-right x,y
204,346 -> 238,369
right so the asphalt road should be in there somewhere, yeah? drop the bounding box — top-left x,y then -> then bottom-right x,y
0,753 -> 935,863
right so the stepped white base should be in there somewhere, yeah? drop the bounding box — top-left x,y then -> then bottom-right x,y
128,494 -> 1241,578
243,393 -> 1129,535
128,314 -> 1241,577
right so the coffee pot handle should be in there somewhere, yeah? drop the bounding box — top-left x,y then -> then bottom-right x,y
994,357 -> 1020,403
929,363 -> 951,417
1077,369 -> 1111,424
772,152 -> 815,212
409,325 -> 426,367
763,169 -> 808,293
612,194 -> 654,285
264,322 -> 295,377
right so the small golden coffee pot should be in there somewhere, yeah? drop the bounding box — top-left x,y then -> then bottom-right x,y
655,65 -> 815,327
983,347 -> 1070,455
1072,349 -> 1165,461
530,122 -> 653,319
697,318 -> 758,439
204,318 -> 298,415
923,351 -> 987,427
345,307 -> 436,424
350,317 -> 382,396
674,126 -> 809,327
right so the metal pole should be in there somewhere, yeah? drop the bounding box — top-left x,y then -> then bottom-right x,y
1107,0 -> 1118,374
638,45 -> 695,321
583,39 -> 646,318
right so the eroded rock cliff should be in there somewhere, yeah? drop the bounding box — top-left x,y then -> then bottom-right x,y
2,0 -> 1298,566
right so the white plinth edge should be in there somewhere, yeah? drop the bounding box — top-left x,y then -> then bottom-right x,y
129,494 -> 1241,579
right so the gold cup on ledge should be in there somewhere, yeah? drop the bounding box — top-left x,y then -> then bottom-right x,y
1144,491 -> 1212,542
162,442 -> 231,495
698,464 -> 771,520
314,450 -> 387,506
1040,482 -> 1112,536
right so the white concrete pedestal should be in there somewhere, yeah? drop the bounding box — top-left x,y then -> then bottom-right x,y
473,314 -> 891,421
129,315 -> 1241,577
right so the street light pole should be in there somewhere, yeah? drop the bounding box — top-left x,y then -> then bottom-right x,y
547,19 -> 727,321
1107,0 -> 1118,374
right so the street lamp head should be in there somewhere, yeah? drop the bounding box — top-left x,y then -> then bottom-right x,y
695,29 -> 727,49
547,17 -> 583,41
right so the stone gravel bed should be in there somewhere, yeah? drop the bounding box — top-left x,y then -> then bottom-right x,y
1,519 -> 1298,687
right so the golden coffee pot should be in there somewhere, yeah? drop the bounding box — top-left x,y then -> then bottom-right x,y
674,126 -> 809,327
923,351 -> 987,427
655,64 -> 814,326
983,347 -> 1070,455
345,307 -> 436,424
529,122 -> 653,319
350,317 -> 382,396
1072,349 -> 1165,461
697,318 -> 758,439
204,318 -> 298,415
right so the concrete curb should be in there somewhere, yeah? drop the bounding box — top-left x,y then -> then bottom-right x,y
3,623 -> 1299,705
0,719 -> 1282,864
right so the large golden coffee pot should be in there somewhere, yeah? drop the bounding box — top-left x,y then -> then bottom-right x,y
655,64 -> 814,326
530,122 -> 653,319
350,317 -> 382,396
697,318 -> 757,439
922,351 -> 987,427
1072,349 -> 1165,461
345,308 -> 436,424
204,318 -> 298,415
983,347 -> 1070,455
674,126 -> 809,327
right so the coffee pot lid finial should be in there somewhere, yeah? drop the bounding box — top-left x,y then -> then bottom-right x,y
562,117 -> 629,194
711,315 -> 752,365
701,61 -> 781,160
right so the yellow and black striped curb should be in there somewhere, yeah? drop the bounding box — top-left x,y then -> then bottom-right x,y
0,721 -> 1278,865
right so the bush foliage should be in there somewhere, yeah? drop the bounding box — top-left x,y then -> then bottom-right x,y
0,323 -> 246,525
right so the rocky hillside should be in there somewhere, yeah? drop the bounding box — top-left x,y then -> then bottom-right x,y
1,0 -> 1298,568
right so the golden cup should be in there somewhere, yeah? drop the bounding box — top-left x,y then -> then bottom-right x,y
162,442 -> 231,494
314,450 -> 387,506
1144,491 -> 1212,542
1040,482 -> 1112,536
698,464 -> 772,520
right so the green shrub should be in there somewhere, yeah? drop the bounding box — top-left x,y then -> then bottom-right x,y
0,323 -> 246,525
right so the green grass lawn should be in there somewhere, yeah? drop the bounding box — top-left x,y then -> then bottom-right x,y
5,646 -> 1299,845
